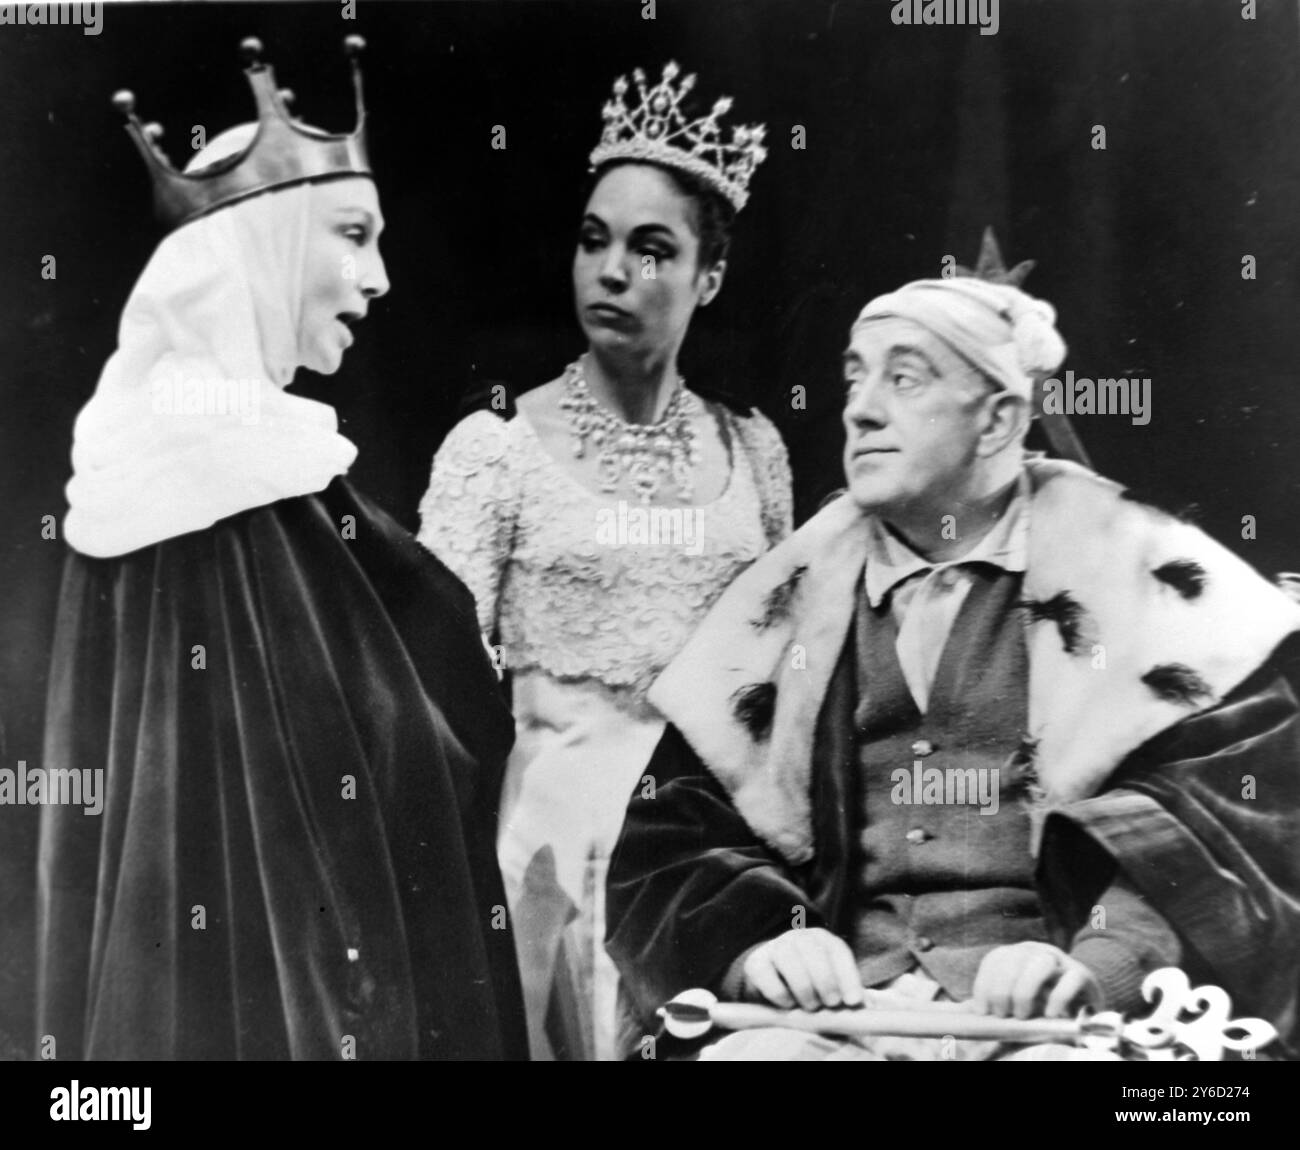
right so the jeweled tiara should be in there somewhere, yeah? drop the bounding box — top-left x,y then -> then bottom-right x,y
589,61 -> 767,213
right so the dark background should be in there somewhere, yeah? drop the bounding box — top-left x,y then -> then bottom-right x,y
2,0 -> 1298,1057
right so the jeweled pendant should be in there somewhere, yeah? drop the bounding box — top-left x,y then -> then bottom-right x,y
596,452 -> 621,492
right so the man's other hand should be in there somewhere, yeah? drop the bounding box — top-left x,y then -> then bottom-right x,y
971,941 -> 1102,1019
741,927 -> 865,1011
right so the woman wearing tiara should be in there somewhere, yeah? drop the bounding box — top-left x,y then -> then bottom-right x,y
418,63 -> 792,1061
37,38 -> 525,1060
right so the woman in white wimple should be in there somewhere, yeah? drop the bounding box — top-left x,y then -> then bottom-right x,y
418,63 -> 792,1061
39,38 -> 525,1060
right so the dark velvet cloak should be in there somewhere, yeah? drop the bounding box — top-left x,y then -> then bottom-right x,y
36,477 -> 527,1060
607,647 -> 1300,1056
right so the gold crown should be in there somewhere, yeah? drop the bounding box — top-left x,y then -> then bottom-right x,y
112,36 -> 370,231
589,61 -> 767,212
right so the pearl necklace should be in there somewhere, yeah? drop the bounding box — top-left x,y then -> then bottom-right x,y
558,358 -> 701,504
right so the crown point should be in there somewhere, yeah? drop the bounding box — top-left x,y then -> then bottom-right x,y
663,61 -> 680,79
114,37 -> 372,231
633,67 -> 646,85
713,96 -> 733,116
955,227 -> 1036,286
344,34 -> 366,57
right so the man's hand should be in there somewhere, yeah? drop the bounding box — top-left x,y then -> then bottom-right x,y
741,928 -> 865,1011
971,941 -> 1102,1019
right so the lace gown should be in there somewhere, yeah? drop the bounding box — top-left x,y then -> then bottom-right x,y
418,398 -> 792,1060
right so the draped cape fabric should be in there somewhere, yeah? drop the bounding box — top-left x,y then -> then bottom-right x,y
63,183 -> 358,559
38,477 -> 527,1059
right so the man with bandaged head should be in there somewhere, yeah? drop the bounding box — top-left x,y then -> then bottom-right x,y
606,239 -> 1300,1059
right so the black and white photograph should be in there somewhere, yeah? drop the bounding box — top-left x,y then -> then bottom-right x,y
1,0 -> 1298,1122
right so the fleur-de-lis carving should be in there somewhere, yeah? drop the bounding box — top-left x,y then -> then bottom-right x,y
1121,968 -> 1278,1061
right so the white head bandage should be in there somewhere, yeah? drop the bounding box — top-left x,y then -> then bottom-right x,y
853,277 -> 1066,400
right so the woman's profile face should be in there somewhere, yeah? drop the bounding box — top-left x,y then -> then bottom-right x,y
573,163 -> 722,363
298,176 -> 390,375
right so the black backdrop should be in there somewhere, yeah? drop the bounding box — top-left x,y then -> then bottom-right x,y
2,0 -> 1299,1056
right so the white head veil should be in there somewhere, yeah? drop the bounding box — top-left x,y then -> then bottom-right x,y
64,158 -> 360,558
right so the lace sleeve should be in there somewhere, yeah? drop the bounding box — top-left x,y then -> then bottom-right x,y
417,410 -> 520,636
734,408 -> 794,548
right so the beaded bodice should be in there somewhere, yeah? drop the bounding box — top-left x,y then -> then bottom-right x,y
417,401 -> 792,707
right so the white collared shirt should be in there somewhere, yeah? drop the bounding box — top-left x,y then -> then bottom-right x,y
863,472 -> 1030,713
